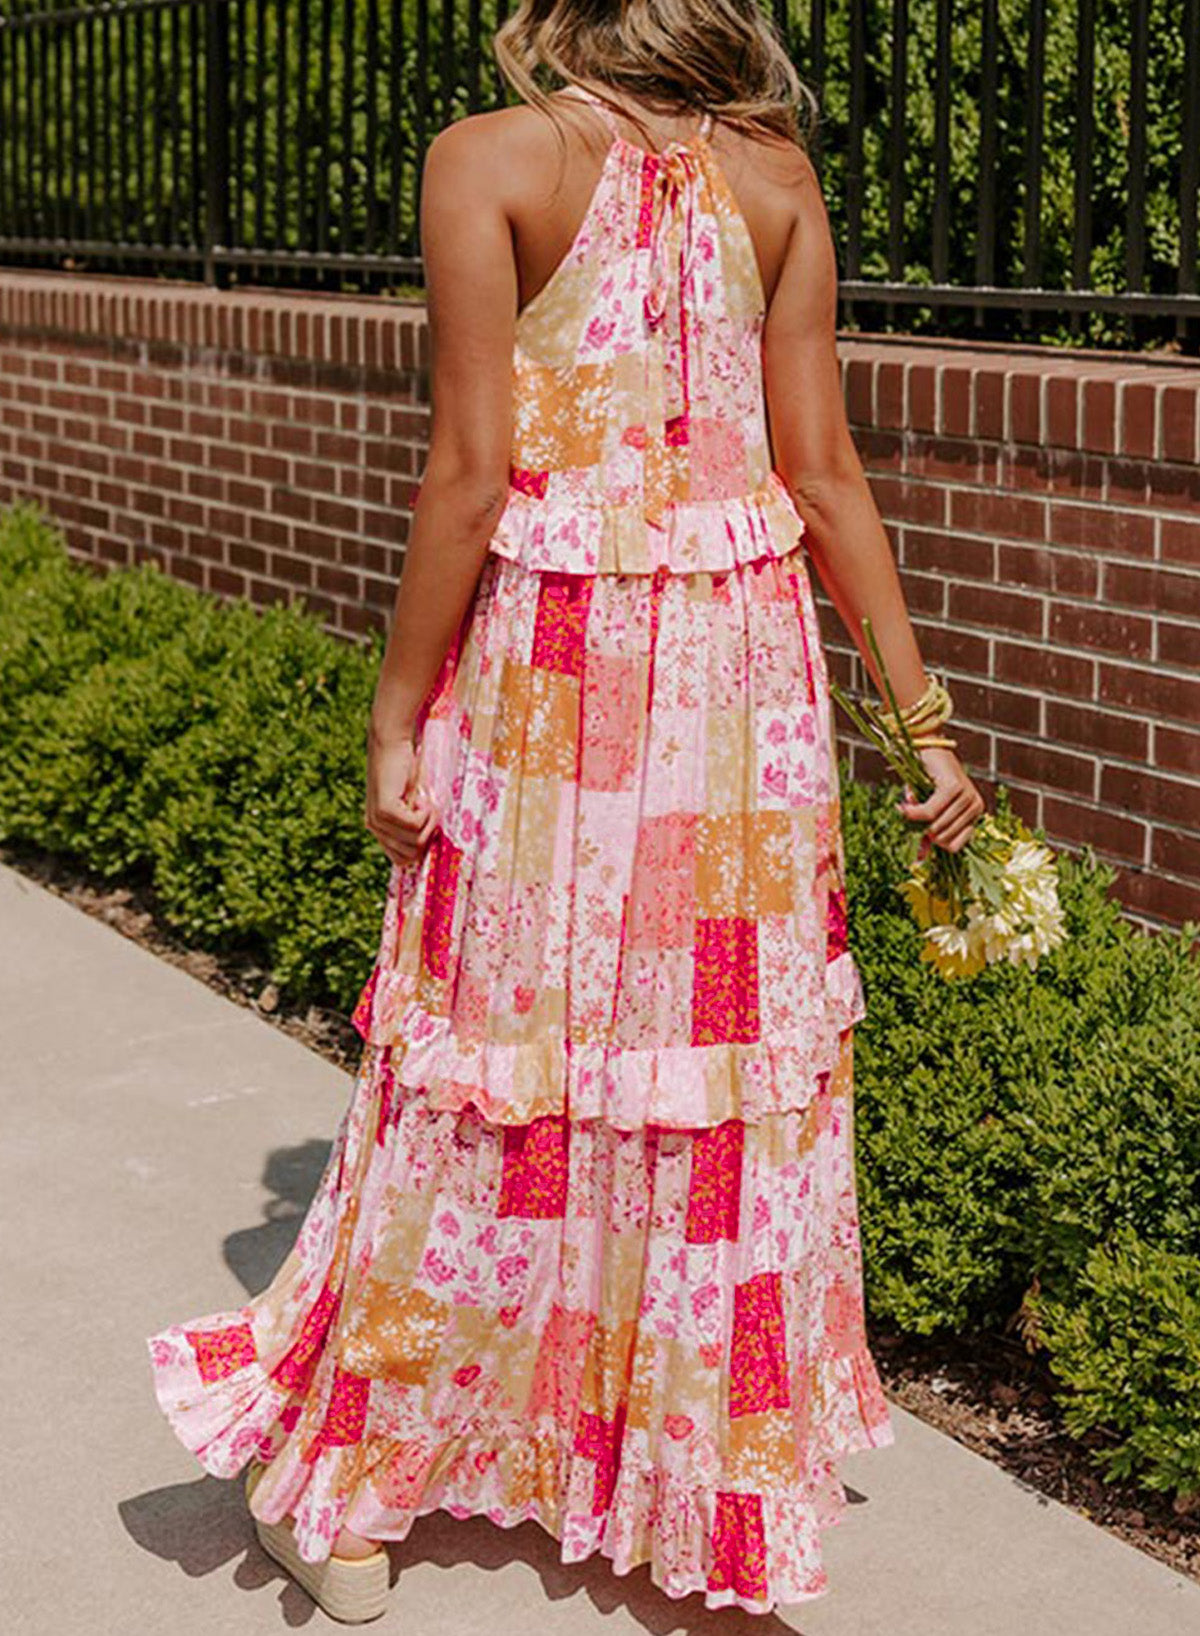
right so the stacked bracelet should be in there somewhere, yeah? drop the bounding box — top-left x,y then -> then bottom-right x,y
880,674 -> 958,751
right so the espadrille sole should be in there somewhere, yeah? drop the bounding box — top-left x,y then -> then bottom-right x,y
245,1460 -> 390,1624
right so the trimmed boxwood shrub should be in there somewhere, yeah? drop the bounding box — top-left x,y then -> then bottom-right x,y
2,501 -> 1198,1507
0,502 -> 391,1002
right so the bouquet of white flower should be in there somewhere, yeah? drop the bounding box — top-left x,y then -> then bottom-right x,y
829,618 -> 1067,980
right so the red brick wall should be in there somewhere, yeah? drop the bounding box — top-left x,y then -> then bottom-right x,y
836,339 -> 1200,929
0,271 -> 1197,929
0,272 -> 429,638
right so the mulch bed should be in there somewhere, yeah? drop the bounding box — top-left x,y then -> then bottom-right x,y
4,838 -> 1198,1588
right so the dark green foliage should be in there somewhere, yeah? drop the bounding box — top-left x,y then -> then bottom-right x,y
2,501 -> 1198,1503
841,761 -> 1200,1502
1028,1229 -> 1200,1497
0,502 -> 391,1008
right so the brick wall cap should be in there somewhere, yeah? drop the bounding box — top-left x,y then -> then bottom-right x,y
839,328 -> 1200,384
0,268 -> 425,365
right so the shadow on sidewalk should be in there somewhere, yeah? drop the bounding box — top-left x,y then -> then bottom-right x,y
121,1470 -> 809,1633
224,1138 -> 332,1296
119,1474 -> 324,1627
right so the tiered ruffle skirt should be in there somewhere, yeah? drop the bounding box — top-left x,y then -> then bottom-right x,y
146,539 -> 895,1613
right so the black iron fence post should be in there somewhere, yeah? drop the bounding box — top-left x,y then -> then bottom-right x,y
203,0 -> 231,286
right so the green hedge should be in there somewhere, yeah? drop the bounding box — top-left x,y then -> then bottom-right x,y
2,502 -> 1198,1506
0,502 -> 391,1005
843,770 -> 1200,1502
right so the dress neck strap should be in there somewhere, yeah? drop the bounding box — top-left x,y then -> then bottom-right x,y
566,84 -> 714,149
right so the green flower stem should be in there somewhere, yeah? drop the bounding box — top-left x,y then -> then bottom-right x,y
828,680 -> 934,799
829,616 -> 998,926
862,616 -> 934,787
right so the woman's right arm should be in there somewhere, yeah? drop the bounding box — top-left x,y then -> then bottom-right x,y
762,145 -> 985,854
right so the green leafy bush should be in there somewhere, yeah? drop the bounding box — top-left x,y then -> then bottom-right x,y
0,501 -> 392,1005
2,500 -> 1198,1506
1027,1229 -> 1200,1498
844,740 -> 1200,1504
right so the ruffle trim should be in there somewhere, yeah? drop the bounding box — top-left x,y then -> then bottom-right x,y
487,468 -> 807,575
351,947 -> 867,1130
326,1391 -> 888,1613
146,1325 -> 894,1615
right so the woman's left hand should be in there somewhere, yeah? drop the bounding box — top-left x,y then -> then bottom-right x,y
364,729 -> 439,868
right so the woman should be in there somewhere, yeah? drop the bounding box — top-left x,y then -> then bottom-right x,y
147,0 -> 985,1621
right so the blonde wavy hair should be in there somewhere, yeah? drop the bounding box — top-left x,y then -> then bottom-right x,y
493,0 -> 819,154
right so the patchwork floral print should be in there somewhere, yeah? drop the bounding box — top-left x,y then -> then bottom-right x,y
146,83 -> 894,1616
148,1037 -> 892,1610
351,548 -> 868,1132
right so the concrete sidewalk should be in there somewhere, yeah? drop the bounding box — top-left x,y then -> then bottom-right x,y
1,858 -> 1197,1636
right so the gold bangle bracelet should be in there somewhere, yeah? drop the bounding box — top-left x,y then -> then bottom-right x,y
896,709 -> 952,735
901,679 -> 953,722
882,703 -> 954,736
882,677 -> 954,738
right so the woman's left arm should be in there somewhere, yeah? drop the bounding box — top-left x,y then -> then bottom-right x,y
365,117 -> 517,866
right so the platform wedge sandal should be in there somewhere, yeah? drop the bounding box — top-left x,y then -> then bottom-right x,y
244,1459 -> 390,1624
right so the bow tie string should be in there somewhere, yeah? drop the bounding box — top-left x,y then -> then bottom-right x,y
643,149 -> 701,332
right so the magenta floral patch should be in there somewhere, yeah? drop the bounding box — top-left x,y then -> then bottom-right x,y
185,1322 -> 255,1385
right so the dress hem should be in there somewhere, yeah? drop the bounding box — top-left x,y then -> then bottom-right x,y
146,1328 -> 896,1617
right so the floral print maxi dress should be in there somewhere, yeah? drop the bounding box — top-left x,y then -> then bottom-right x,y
146,86 -> 895,1614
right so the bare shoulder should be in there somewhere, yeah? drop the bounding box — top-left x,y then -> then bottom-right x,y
772,140 -> 830,237
423,109 -> 513,187
736,125 -> 817,185
704,121 -> 829,306
719,124 -> 824,216
423,101 -> 590,199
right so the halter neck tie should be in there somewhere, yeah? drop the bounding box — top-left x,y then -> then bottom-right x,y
642,146 -> 703,332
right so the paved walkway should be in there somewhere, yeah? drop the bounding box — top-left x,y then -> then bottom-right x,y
2,858 -> 1198,1636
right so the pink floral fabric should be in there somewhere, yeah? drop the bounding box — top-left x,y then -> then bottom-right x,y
147,1037 -> 892,1611
350,547 -> 867,1132
492,88 -> 808,572
146,83 -> 894,1615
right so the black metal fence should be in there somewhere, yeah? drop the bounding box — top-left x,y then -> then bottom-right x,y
0,0 -> 1196,347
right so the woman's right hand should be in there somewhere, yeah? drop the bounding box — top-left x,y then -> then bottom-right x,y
896,745 -> 986,854
364,728 -> 439,868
